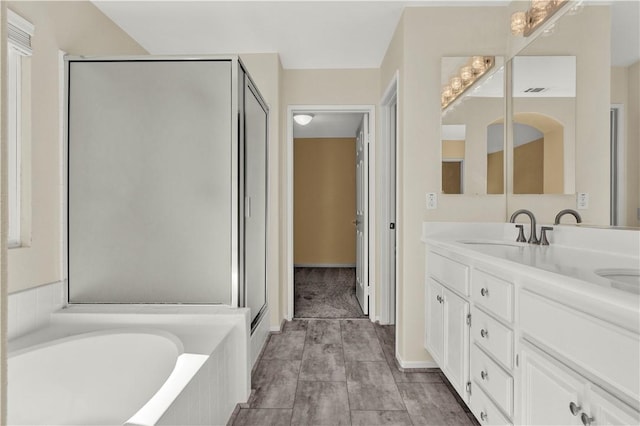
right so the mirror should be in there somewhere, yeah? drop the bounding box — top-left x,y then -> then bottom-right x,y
441,57 -> 505,195
512,55 -> 576,194
506,4 -> 639,226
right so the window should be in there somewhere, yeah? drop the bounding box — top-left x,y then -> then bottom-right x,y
7,10 -> 33,248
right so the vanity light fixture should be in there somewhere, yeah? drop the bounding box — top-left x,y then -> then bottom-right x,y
441,56 -> 495,110
293,113 -> 314,126
510,0 -> 577,37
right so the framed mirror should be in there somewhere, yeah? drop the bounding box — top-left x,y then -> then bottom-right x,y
441,56 -> 505,195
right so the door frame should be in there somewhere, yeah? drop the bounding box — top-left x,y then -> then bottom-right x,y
286,105 -> 376,321
379,72 -> 399,325
610,104 -> 625,226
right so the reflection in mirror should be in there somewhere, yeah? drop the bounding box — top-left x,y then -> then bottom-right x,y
512,55 -> 576,195
487,121 -> 504,194
442,125 -> 465,194
441,57 -> 505,195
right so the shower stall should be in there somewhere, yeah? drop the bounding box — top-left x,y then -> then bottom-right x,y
65,56 -> 268,329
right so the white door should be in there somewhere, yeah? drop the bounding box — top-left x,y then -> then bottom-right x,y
355,115 -> 369,314
520,343 -> 584,425
388,101 -> 397,324
442,287 -> 470,400
426,278 -> 444,364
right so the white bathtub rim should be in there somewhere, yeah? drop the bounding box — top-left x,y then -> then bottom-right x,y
8,327 -> 185,358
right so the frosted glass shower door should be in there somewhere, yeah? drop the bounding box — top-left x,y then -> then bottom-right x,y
68,60 -> 233,304
244,79 -> 268,326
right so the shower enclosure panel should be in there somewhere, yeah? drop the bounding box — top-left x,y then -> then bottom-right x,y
66,57 -> 268,327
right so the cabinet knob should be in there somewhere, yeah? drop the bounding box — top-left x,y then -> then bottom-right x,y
480,328 -> 489,338
480,288 -> 489,297
480,411 -> 487,421
569,402 -> 582,416
581,413 -> 594,426
436,295 -> 442,303
480,370 -> 488,380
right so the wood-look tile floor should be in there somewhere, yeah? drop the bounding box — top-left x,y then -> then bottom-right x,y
231,320 -> 479,426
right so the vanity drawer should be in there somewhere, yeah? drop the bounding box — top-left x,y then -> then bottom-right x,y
472,269 -> 513,323
520,289 -> 640,403
470,381 -> 513,426
472,307 -> 513,369
428,252 -> 469,296
471,343 -> 513,417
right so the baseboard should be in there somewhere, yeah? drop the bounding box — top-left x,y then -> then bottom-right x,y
395,351 -> 439,369
270,318 -> 285,332
294,263 -> 356,268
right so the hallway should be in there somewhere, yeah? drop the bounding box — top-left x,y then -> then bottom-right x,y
231,319 -> 477,425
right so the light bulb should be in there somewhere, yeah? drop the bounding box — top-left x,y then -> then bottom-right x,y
442,85 -> 452,99
472,56 -> 486,71
450,76 -> 463,92
460,66 -> 473,83
511,11 -> 527,36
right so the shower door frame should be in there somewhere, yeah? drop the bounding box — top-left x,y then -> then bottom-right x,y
63,55 -> 268,318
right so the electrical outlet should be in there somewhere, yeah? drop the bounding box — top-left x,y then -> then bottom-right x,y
426,193 -> 437,210
577,192 -> 589,210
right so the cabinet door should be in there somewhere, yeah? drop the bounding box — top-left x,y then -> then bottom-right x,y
520,343 -> 584,425
442,287 -> 470,400
426,279 -> 444,364
590,386 -> 640,426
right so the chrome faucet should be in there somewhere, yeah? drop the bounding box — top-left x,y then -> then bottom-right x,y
509,209 -> 539,244
554,209 -> 582,225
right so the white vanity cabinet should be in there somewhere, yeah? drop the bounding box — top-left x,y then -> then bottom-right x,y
520,341 -> 640,426
425,253 -> 470,401
423,243 -> 639,426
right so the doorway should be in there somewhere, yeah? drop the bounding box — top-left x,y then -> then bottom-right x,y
287,106 -> 375,320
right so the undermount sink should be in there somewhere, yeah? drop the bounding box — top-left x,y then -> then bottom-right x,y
458,240 -> 523,248
595,269 -> 640,294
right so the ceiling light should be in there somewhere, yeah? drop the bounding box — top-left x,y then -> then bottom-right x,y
511,0 -> 573,37
441,56 -> 495,111
293,114 -> 314,126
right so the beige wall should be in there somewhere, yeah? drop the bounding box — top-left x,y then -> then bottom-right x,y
6,1 -> 146,294
612,62 -> 640,227
444,97 -> 504,194
382,6 -> 510,364
487,151 -> 504,194
294,138 -> 356,265
514,139 -> 543,194
442,140 -> 465,159
240,53 -> 284,328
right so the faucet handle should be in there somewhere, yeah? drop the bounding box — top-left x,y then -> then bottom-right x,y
540,226 -> 553,246
515,224 -> 526,242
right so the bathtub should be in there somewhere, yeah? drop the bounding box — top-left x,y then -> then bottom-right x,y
8,305 -> 251,425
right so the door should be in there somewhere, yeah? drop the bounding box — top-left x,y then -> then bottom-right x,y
426,279 -> 444,364
244,78 -> 268,328
355,114 -> 369,314
442,287 -> 470,400
520,342 -> 584,425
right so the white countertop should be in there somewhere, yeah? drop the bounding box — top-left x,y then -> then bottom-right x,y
422,222 -> 640,333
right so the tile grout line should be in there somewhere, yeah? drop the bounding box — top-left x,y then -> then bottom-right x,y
340,320 -> 353,425
375,324 -> 413,420
290,320 -> 309,425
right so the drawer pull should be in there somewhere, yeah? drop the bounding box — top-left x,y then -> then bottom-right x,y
436,295 -> 443,303
480,328 -> 489,338
581,413 -> 593,426
569,402 -> 582,416
480,370 -> 488,380
480,411 -> 487,422
480,287 -> 489,297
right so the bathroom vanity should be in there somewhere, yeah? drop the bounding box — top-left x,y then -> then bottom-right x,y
422,222 -> 640,425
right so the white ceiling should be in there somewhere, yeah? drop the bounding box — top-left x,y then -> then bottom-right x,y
293,112 -> 364,138
92,0 -> 509,69
92,1 -> 638,69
